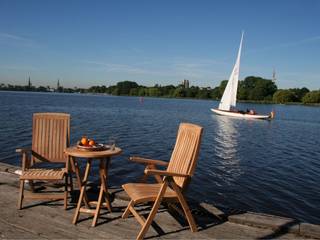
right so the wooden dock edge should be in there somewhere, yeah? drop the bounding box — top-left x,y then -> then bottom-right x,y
1,162 -> 319,239
228,212 -> 320,239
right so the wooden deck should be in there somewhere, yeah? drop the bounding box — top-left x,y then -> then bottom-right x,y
0,163 -> 318,239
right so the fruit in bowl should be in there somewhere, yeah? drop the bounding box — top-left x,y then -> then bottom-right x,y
77,136 -> 105,151
81,136 -> 89,146
88,139 -> 95,146
79,136 -> 96,147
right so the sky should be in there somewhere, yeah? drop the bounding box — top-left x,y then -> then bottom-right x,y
0,0 -> 319,89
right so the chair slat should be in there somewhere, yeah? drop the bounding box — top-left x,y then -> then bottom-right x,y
167,124 -> 202,188
18,112 -> 71,210
122,123 -> 203,239
31,113 -> 70,163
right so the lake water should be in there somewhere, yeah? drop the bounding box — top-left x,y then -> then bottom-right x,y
1,91 -> 319,224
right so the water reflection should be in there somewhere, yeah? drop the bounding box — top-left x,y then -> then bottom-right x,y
212,115 -> 243,183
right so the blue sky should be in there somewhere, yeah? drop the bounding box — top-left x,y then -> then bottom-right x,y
0,0 -> 319,89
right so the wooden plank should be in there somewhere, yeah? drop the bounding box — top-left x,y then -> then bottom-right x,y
79,208 -> 96,214
0,170 -> 311,240
24,192 -> 64,200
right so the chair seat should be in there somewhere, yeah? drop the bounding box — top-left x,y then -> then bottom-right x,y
20,168 -> 67,180
122,183 -> 178,203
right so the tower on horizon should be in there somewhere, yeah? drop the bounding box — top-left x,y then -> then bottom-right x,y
182,79 -> 190,88
57,79 -> 60,90
272,68 -> 276,82
28,76 -> 32,88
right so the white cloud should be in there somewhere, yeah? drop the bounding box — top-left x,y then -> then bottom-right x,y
84,56 -> 228,86
0,32 -> 39,48
85,61 -> 152,74
249,35 -> 320,54
0,64 -> 38,71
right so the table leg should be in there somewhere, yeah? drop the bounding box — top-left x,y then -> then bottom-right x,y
70,156 -> 90,208
72,159 -> 92,224
92,177 -> 104,227
92,157 -> 112,227
102,157 -> 112,212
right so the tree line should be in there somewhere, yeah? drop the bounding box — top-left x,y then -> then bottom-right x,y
0,83 -> 85,93
1,76 -> 320,104
87,76 -> 319,104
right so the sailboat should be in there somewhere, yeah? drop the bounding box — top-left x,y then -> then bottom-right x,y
211,32 -> 274,120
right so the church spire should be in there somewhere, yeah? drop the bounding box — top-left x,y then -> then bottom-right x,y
28,76 -> 32,88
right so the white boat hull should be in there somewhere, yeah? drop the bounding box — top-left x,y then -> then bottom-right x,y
211,108 -> 271,120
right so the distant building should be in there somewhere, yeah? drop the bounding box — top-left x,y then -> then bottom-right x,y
57,79 -> 60,90
28,77 -> 32,88
181,79 -> 190,88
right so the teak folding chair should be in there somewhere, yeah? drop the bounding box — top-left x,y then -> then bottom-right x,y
122,123 -> 203,240
16,113 -> 72,210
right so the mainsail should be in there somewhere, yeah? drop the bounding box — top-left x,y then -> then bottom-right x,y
218,32 -> 244,111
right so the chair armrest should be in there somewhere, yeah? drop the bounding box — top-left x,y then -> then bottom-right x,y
130,156 -> 168,166
16,148 -> 32,170
144,169 -> 190,178
16,148 -> 32,154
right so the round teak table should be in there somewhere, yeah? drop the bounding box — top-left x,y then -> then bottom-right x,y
65,146 -> 122,227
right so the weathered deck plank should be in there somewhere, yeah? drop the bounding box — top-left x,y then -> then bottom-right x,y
0,168 -> 316,239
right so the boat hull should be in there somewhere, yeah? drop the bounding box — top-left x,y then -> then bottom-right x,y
211,108 -> 271,120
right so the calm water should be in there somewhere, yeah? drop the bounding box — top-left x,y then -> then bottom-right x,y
1,91 -> 320,223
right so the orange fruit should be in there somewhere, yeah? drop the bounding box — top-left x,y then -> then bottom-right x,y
88,139 -> 95,146
81,137 -> 88,146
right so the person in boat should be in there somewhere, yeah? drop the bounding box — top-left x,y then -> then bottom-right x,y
249,109 -> 256,115
230,106 -> 238,113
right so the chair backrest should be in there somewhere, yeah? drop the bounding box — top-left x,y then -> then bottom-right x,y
32,113 -> 70,163
167,123 -> 203,189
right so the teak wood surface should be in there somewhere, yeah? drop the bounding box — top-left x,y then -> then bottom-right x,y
16,112 -> 71,210
64,146 -> 122,227
122,123 -> 203,240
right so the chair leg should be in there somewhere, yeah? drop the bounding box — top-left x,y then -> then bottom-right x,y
171,182 -> 197,232
136,181 -> 168,240
18,180 -> 24,209
69,174 -> 74,192
29,180 -> 35,192
64,175 -> 68,210
122,200 -> 134,219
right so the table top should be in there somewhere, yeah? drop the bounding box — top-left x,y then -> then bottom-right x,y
65,146 -> 122,158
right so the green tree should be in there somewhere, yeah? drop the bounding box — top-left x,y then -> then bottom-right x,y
302,90 -> 320,104
138,87 -> 147,96
173,87 -> 186,98
219,80 -> 228,96
289,87 -> 309,102
111,87 -> 119,95
273,90 -> 296,103
107,85 -> 117,94
129,88 -> 139,96
196,89 -> 210,99
148,87 -> 160,97
239,76 -> 277,101
186,86 -> 198,98
161,85 -> 176,97
116,81 -> 139,95
210,86 -> 221,99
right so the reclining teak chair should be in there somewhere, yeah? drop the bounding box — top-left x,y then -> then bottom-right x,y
122,123 -> 203,240
16,113 -> 71,210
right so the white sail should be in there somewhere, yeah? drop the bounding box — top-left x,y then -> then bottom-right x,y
218,32 -> 244,111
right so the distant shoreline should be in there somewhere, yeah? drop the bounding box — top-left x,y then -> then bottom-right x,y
2,77 -> 319,105
1,89 -> 320,107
